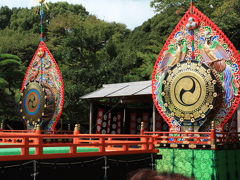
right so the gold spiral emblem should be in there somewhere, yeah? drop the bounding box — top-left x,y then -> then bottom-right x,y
170,72 -> 206,112
175,76 -> 201,106
162,60 -> 221,123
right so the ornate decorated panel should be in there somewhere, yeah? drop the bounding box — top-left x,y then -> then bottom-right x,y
152,5 -> 240,131
96,108 -> 123,134
21,41 -> 64,130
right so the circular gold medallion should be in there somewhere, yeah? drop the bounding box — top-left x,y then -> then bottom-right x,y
162,60 -> 222,125
21,81 -> 56,129
170,71 -> 206,112
21,82 -> 45,123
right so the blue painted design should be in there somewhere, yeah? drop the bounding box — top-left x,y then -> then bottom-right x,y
175,31 -> 183,38
211,35 -> 219,41
24,89 -> 41,115
231,63 -> 238,73
223,66 -> 234,107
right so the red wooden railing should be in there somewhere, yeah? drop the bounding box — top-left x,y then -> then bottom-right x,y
215,132 -> 240,144
0,129 -> 72,134
0,124 -> 239,162
0,129 -> 158,162
145,131 -> 211,145
144,131 -> 240,149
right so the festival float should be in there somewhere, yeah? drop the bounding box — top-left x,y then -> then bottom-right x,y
0,1 -> 239,180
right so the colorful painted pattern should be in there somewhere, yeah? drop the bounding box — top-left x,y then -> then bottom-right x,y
21,41 -> 64,130
152,5 -> 240,131
24,89 -> 41,115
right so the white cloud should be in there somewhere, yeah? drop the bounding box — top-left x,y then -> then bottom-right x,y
0,0 -> 155,30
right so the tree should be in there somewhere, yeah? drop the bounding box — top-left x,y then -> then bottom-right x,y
0,28 -> 39,62
0,6 -> 12,30
0,54 -> 24,124
46,13 -> 130,129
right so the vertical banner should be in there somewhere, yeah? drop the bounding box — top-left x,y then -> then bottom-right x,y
96,108 -> 104,134
111,113 -> 117,134
107,112 -> 112,134
101,113 -> 108,134
116,112 -> 122,134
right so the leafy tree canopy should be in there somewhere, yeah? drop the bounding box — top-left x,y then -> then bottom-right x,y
0,54 -> 24,124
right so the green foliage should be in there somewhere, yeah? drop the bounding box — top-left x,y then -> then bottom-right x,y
0,77 -> 8,88
47,2 -> 89,18
9,8 -> 39,32
0,6 -> 12,30
0,54 -> 24,123
46,13 -> 130,126
0,28 -> 39,61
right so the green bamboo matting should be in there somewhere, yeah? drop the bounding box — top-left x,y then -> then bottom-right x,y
0,143 -> 99,155
156,148 -> 240,180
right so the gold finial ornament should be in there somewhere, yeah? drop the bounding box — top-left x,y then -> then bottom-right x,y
36,124 -> 41,131
38,0 -> 45,3
37,47 -> 45,57
38,0 -> 49,10
74,124 -> 80,132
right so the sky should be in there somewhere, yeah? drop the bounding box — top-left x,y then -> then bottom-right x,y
0,0 -> 156,30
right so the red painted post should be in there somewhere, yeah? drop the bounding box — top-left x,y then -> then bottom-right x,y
152,134 -> 159,150
99,136 -> 106,153
35,124 -> 41,134
210,121 -> 216,149
35,124 -> 43,155
123,144 -> 128,152
107,137 -> 113,149
73,124 -> 80,143
148,136 -> 153,151
21,137 -> 29,156
70,124 -> 80,154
